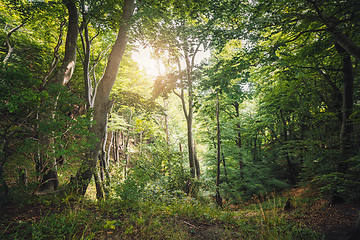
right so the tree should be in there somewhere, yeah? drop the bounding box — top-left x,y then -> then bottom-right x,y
36,0 -> 79,192
0,64 -> 41,199
208,0 -> 360,201
148,17 -> 210,179
71,0 -> 135,195
0,0 -> 83,193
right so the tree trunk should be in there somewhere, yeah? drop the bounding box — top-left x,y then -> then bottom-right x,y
115,131 -> 120,167
45,0 -> 78,87
164,99 -> 170,146
221,151 -> 230,185
173,37 -> 201,179
107,131 -> 114,167
70,0 -> 135,195
233,102 -> 244,181
331,43 -> 354,205
279,110 -> 297,185
123,133 -> 130,178
176,87 -> 196,178
215,93 -> 222,207
37,0 -> 78,192
99,132 -> 106,182
194,146 -> 200,178
319,14 -> 360,61
0,134 -> 10,200
99,129 -> 110,198
0,168 -> 8,201
123,110 -> 132,179
79,0 -> 93,111
81,23 -> 92,111
253,134 -> 257,162
186,112 -> 196,178
93,168 -> 103,200
17,167 -> 27,186
348,210 -> 360,240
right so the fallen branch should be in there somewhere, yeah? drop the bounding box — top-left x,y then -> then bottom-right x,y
183,220 -> 198,229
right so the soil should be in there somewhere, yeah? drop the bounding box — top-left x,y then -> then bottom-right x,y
281,186 -> 360,240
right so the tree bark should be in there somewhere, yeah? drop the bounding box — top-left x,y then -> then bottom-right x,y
308,2 -> 360,61
186,110 -> 196,178
320,14 -> 360,61
93,168 -> 103,200
348,210 -> 360,240
233,102 -> 244,181
79,0 -> 93,111
330,43 -> 354,205
215,93 -> 222,207
194,146 -> 201,178
174,59 -> 196,177
70,0 -> 135,195
99,129 -> 110,198
164,99 -> 170,146
37,0 -> 79,192
115,131 -> 120,167
53,0 -> 79,87
82,24 -> 92,111
174,87 -> 196,178
279,110 -> 297,185
107,131 -> 114,167
0,132 -> 11,200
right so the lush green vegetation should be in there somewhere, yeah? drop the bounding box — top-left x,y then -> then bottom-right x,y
2,181 -> 325,239
1,0 -> 360,239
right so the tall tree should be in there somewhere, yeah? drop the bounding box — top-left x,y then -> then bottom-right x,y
37,0 -> 79,192
331,43 -> 355,204
71,0 -> 135,195
149,20 -> 209,178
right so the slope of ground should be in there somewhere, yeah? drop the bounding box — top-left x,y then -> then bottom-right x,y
0,186 -> 359,239
281,186 -> 360,240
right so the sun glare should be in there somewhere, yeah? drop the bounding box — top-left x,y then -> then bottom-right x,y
132,45 -> 211,77
132,47 -> 159,76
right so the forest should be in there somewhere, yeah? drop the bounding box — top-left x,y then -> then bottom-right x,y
1,0 -> 360,239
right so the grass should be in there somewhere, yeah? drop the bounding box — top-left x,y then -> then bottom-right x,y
0,188 -> 325,240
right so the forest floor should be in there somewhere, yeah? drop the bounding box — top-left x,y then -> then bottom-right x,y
0,186 -> 359,239
279,186 -> 360,240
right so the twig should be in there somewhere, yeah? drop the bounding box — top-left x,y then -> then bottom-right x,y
183,220 -> 198,229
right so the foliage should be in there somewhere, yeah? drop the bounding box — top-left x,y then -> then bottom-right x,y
1,0 -> 360,238
1,188 -> 324,240
0,63 -> 40,120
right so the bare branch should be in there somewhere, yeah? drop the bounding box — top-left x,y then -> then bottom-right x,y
3,23 -> 25,63
190,42 -> 202,70
90,30 -> 100,44
42,18 -> 67,87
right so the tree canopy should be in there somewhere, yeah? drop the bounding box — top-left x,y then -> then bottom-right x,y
1,0 -> 360,239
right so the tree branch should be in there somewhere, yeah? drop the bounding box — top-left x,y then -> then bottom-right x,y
3,23 -> 24,63
284,29 -> 328,44
42,18 -> 67,87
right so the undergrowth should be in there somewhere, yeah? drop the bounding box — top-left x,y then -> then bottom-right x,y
0,189 -> 324,240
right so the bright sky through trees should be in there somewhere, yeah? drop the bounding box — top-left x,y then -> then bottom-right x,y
132,45 -> 210,77
132,46 -> 158,76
